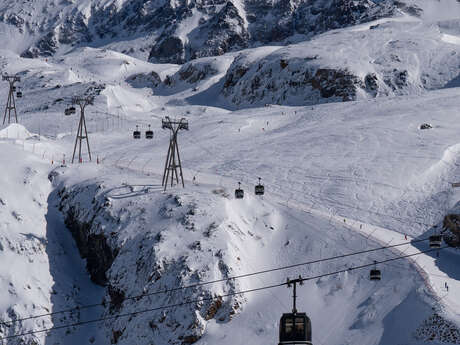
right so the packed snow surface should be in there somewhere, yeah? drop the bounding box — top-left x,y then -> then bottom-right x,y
0,4 -> 459,345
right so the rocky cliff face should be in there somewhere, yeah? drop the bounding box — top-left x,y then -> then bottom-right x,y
0,0 -> 398,63
52,172 -> 260,345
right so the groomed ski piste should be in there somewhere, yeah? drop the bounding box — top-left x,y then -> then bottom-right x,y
0,2 -> 460,345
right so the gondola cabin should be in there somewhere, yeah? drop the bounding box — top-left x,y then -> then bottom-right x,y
279,312 -> 312,345
133,125 -> 141,139
16,91 -> 22,98
255,184 -> 264,195
235,182 -> 244,199
369,269 -> 381,281
429,235 -> 442,249
255,177 -> 265,195
12,86 -> 16,92
64,106 -> 76,116
145,125 -> 154,139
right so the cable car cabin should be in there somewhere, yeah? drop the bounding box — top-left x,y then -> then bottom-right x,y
133,130 -> 141,139
255,177 -> 265,196
12,86 -> 16,92
64,107 -> 76,116
235,188 -> 244,199
255,184 -> 264,196
16,91 -> 23,98
369,269 -> 381,281
145,125 -> 154,139
429,235 -> 442,249
279,313 -> 312,345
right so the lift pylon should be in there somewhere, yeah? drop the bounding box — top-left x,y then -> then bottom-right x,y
161,116 -> 188,191
71,96 -> 94,163
2,74 -> 20,124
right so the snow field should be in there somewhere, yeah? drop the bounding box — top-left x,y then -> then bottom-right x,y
0,8 -> 459,345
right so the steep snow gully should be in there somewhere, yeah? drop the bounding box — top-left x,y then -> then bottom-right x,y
0,145 -> 104,345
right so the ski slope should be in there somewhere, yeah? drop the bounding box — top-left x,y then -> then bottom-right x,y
0,6 -> 459,345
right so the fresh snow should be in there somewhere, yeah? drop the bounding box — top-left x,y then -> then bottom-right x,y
0,2 -> 459,345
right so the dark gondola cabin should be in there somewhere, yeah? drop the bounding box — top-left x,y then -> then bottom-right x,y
145,125 -> 154,139
429,235 -> 442,249
64,106 -> 76,116
255,177 -> 264,195
16,91 -> 22,98
12,86 -> 16,92
235,182 -> 244,199
369,269 -> 381,281
279,312 -> 312,345
133,125 -> 141,139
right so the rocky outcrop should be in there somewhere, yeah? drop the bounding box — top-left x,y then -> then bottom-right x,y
414,313 -> 460,344
221,53 -> 365,107
2,0 -> 400,63
57,185 -> 117,285
51,173 -> 246,345
442,214 -> 460,247
126,71 -> 162,88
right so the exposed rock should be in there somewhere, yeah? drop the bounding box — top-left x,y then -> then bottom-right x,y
414,313 -> 460,344
53,176 -> 247,345
149,36 -> 185,64
443,214 -> 460,247
364,73 -> 379,97
1,0 -> 400,63
126,71 -> 162,88
221,53 -> 364,106
419,123 -> 432,130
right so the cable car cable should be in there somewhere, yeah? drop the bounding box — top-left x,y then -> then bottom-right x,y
0,245 -> 448,341
1,236 -> 435,326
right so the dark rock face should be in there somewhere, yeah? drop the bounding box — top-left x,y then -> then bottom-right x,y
188,2 -> 249,60
126,71 -> 162,88
221,53 -> 366,107
22,32 -> 58,58
2,0 -> 400,63
59,194 -> 117,286
414,313 -> 460,343
52,179 -> 245,345
149,36 -> 186,64
311,68 -> 362,100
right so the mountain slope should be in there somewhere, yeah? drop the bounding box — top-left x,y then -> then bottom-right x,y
0,0 -> 398,63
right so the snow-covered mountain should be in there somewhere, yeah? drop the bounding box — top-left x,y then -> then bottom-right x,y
0,0 -> 460,344
0,0 -> 402,63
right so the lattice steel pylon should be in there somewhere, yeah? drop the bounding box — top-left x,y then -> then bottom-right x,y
71,96 -> 94,163
161,116 -> 189,191
2,75 -> 20,124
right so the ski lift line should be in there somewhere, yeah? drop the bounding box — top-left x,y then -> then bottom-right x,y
0,246 -> 448,341
1,237 -> 433,326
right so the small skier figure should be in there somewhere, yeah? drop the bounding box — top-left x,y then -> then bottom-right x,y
192,176 -> 196,184
405,234 -> 407,240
